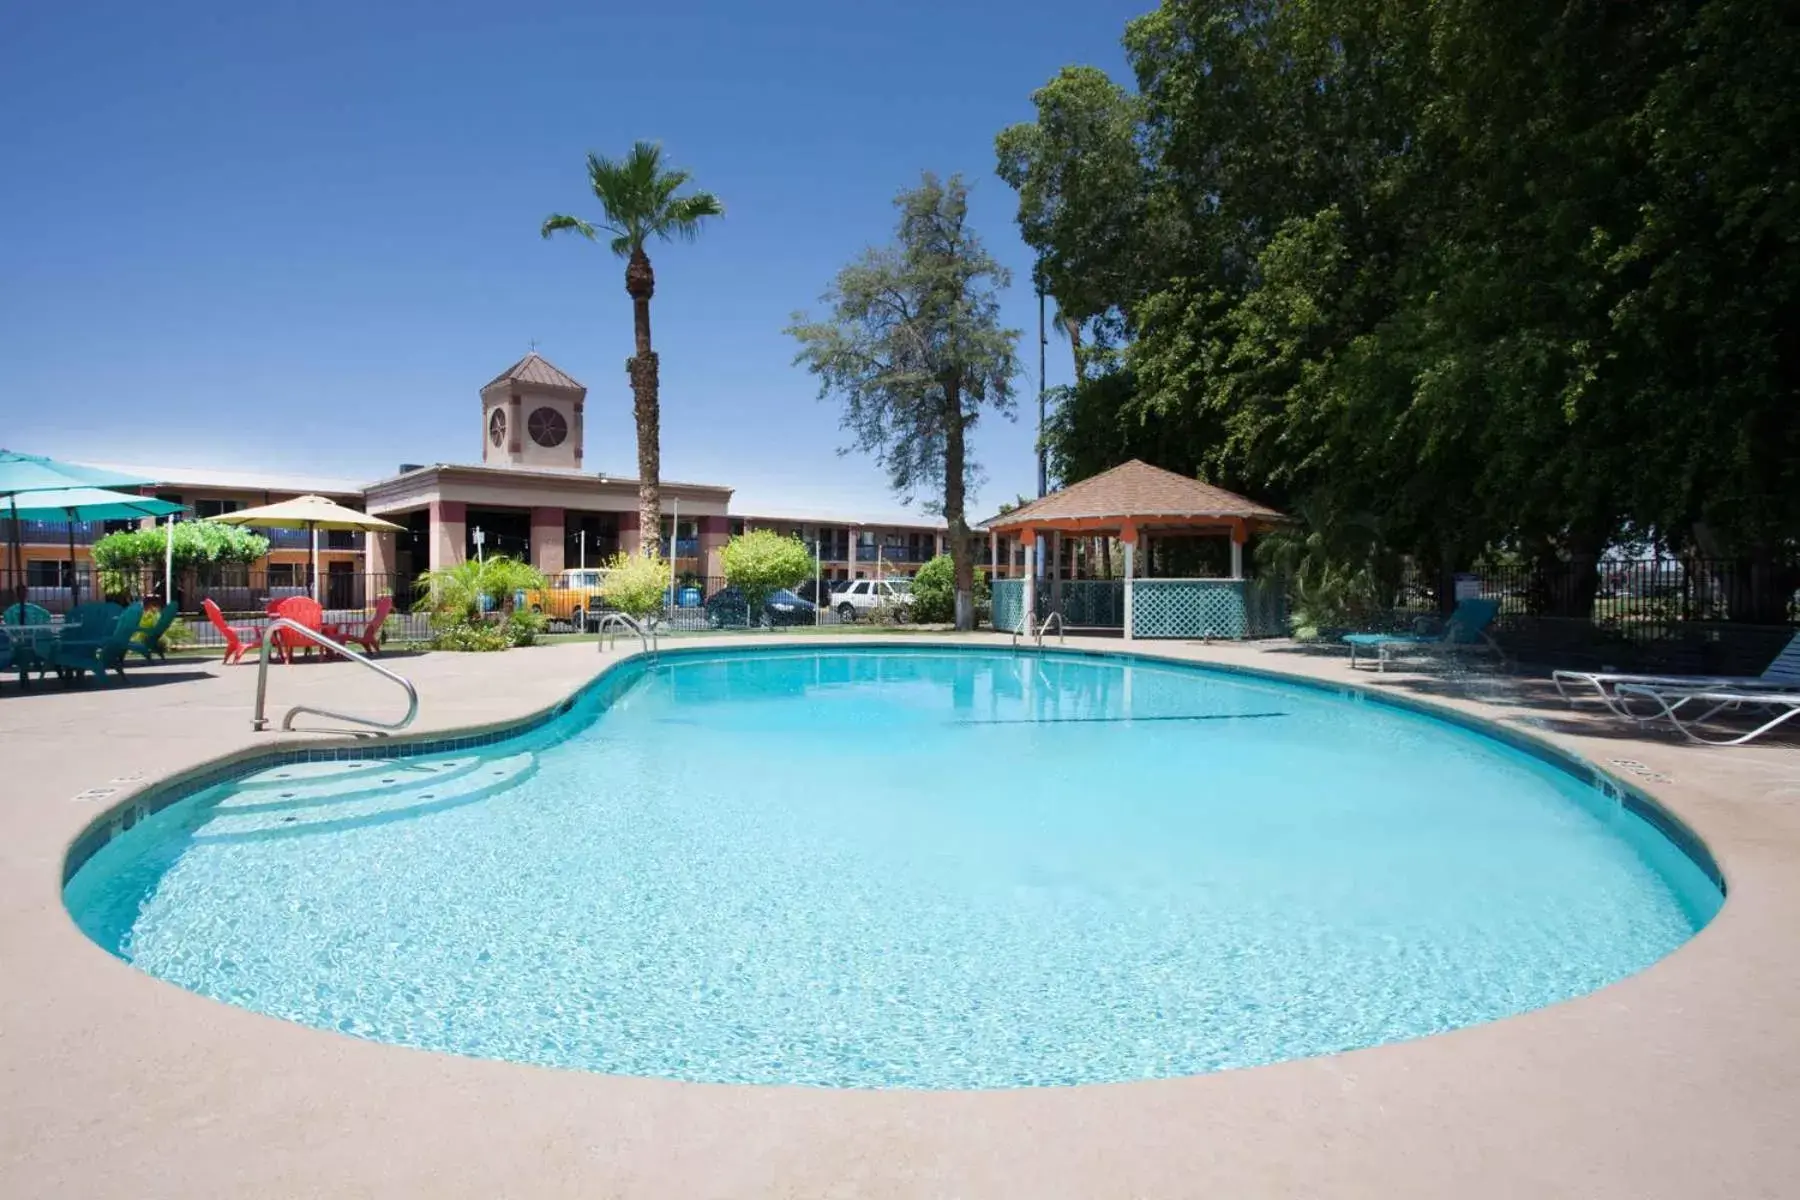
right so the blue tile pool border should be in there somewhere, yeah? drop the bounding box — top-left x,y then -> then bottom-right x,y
60,641 -> 1727,900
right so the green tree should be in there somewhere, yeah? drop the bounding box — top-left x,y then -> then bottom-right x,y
720,530 -> 814,626
542,142 -> 724,551
597,550 -> 670,620
908,553 -> 989,624
788,173 -> 1020,630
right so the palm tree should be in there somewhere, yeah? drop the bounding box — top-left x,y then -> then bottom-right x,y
542,142 -> 724,554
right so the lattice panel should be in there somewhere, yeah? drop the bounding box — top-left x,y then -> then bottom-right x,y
1132,580 -> 1248,639
1052,580 -> 1125,628
990,579 -> 1026,632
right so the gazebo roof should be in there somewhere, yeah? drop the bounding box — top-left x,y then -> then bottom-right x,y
983,459 -> 1284,532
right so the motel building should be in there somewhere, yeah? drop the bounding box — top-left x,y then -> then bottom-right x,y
4,352 -> 1019,612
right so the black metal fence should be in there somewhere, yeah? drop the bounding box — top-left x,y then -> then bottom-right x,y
0,567 -> 924,650
1397,556 -> 1800,673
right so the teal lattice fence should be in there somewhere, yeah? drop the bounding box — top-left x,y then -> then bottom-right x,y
991,578 -> 1026,632
1244,576 -> 1289,637
1038,579 -> 1126,627
1131,579 -> 1252,639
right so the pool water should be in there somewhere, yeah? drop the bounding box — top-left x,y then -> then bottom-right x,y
65,647 -> 1721,1089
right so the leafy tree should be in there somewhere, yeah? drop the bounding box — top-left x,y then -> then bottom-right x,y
908,553 -> 989,624
720,530 -> 814,625
597,550 -> 669,620
788,173 -> 1020,630
995,0 -> 1800,621
542,142 -> 724,551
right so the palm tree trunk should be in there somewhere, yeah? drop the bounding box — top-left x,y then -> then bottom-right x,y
1063,315 -> 1082,381
624,247 -> 661,555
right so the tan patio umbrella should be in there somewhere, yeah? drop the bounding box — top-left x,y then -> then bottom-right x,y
206,494 -> 402,603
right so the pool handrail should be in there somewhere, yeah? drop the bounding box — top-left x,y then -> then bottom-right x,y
252,617 -> 419,734
597,611 -> 658,656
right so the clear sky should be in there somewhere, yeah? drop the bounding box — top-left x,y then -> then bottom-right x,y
0,0 -> 1144,522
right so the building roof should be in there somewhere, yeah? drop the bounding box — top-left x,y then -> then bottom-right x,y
481,352 -> 585,394
366,461 -> 733,496
982,459 -> 1285,531
88,462 -> 371,497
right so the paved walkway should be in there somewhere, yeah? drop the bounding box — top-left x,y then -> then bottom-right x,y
2,635 -> 1797,1198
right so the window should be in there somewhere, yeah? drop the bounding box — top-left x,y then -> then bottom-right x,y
527,406 -> 568,448
488,408 -> 507,447
267,562 -> 299,587
194,498 -> 242,519
26,560 -> 70,587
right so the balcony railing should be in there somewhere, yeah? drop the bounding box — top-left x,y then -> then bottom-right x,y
856,545 -> 938,564
0,519 -> 102,545
659,538 -> 701,558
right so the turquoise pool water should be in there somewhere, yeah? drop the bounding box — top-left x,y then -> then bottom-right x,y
64,647 -> 1721,1089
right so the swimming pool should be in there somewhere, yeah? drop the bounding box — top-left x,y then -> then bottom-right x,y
64,646 -> 1722,1090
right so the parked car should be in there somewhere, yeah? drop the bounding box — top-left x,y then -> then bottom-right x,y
832,578 -> 911,622
704,587 -> 817,628
794,579 -> 847,606
523,568 -> 614,631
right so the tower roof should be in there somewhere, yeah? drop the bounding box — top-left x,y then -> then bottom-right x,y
481,351 -> 585,394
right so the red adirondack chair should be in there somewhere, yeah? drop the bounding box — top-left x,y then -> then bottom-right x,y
203,599 -> 263,666
269,596 -> 325,664
329,596 -> 393,656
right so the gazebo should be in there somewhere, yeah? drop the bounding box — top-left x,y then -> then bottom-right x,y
982,459 -> 1288,640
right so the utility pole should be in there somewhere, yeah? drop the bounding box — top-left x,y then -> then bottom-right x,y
1036,272 -> 1048,499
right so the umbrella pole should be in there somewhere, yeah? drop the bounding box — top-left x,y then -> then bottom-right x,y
310,522 -> 319,603
8,496 -> 19,615
165,515 -> 175,610
66,510 -> 78,608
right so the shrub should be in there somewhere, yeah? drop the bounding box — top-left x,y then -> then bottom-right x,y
428,621 -> 510,652
598,551 -> 671,620
908,554 -> 988,624
92,523 -> 270,597
721,530 -> 814,620
414,556 -> 548,624
503,608 -> 548,647
138,605 -> 194,651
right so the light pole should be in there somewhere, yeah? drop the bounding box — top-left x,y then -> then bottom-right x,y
1036,270 -> 1048,500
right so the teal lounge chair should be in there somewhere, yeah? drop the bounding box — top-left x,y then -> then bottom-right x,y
129,603 -> 181,662
55,601 -> 143,686
1342,598 -> 1502,673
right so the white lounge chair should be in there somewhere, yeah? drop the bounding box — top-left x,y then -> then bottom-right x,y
1612,682 -> 1800,747
1552,632 -> 1800,716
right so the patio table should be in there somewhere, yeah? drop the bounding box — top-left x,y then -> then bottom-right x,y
2,622 -> 63,682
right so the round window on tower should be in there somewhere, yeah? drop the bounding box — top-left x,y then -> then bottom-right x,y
488,407 -> 507,447
528,406 -> 568,448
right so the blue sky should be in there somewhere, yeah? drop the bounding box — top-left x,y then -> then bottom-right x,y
0,0 -> 1143,521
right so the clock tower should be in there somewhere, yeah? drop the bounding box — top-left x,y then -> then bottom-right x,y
479,351 -> 587,470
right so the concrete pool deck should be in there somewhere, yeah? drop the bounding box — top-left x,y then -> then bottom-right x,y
2,635 -> 1798,1198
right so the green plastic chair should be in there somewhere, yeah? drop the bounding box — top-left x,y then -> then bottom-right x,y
129,603 -> 182,662
56,602 -> 143,686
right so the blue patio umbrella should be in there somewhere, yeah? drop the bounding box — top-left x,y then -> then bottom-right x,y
6,487 -> 185,607
0,452 -> 157,606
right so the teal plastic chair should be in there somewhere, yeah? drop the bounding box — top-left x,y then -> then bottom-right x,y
56,602 -> 143,686
3,602 -> 58,684
2,602 -> 53,626
129,603 -> 181,662
1342,597 -> 1502,672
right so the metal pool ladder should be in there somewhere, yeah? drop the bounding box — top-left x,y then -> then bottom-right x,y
596,612 -> 658,656
1035,611 -> 1066,649
253,617 -> 419,734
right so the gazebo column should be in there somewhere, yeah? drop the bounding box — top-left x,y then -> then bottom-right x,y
1050,530 -> 1064,613
1021,529 -> 1037,627
989,528 -> 998,580
1121,522 -> 1138,642
1230,518 -> 1246,580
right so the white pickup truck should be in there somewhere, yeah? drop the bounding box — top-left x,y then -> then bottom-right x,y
831,578 -> 911,621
